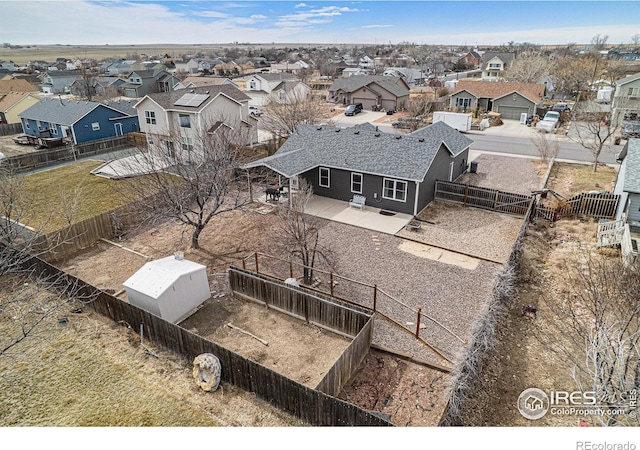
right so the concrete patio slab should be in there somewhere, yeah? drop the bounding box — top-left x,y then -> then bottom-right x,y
303,195 -> 413,235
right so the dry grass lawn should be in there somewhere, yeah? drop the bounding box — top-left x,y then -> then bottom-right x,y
0,275 -> 304,427
545,161 -> 618,202
18,160 -> 172,232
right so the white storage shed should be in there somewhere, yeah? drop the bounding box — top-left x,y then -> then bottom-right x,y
123,253 -> 210,324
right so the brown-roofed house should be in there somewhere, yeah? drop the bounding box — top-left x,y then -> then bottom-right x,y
0,79 -> 39,95
0,92 -> 40,124
449,79 -> 546,120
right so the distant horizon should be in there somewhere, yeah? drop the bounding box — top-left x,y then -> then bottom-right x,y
1,1 -> 639,48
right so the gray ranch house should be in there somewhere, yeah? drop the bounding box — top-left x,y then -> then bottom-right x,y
242,121 -> 473,216
329,75 -> 410,111
449,79 -> 546,120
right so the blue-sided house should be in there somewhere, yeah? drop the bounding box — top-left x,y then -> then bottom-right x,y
242,121 -> 473,216
18,97 -> 140,144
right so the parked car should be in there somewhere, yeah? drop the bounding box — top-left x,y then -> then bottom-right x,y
536,111 -> 561,133
621,122 -> 640,139
249,106 -> 262,116
551,103 -> 571,113
392,117 -> 424,129
344,103 -> 363,116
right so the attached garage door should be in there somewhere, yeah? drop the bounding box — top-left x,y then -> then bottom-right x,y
497,106 -> 530,120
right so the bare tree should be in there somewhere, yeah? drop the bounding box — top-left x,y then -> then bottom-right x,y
591,34 -> 610,51
118,119 -> 251,250
631,33 -> 640,49
551,55 -> 598,97
570,111 -> 619,172
530,132 -> 559,164
260,88 -> 327,139
539,250 -> 640,426
405,95 -> 435,119
504,51 -> 554,84
275,179 -> 331,285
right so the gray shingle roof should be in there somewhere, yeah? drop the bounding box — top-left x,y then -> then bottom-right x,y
481,52 -> 515,71
104,99 -> 138,117
623,138 -> 640,193
329,75 -> 410,98
615,72 -> 640,86
255,73 -> 297,82
243,121 -> 473,181
18,97 -> 100,125
141,85 -> 250,111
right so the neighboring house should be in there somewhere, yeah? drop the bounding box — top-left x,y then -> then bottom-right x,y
244,73 -> 310,106
383,67 -> 430,86
614,138 -> 640,229
174,76 -> 238,90
480,52 -> 515,81
213,62 -> 251,76
462,51 -> 482,68
358,56 -> 374,69
70,76 -> 126,98
449,79 -> 546,120
269,60 -> 310,74
134,85 -> 258,149
0,92 -> 40,124
39,70 -> 81,94
0,79 -> 39,94
340,67 -> 370,77
329,75 -> 411,111
0,61 -> 19,71
104,60 -> 138,76
242,121 -> 473,216
121,69 -> 181,98
18,98 -> 140,144
612,72 -> 640,123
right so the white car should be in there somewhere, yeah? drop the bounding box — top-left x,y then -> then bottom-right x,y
536,111 -> 561,133
249,106 -> 262,116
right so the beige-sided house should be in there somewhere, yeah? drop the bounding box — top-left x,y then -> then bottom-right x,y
480,52 -> 515,81
244,73 -> 311,106
328,75 -> 410,111
0,91 -> 40,124
134,85 -> 258,149
449,79 -> 545,120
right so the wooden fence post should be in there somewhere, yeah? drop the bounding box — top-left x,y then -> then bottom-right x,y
463,184 -> 468,207
330,272 -> 334,297
373,284 -> 377,312
289,261 -> 293,279
416,307 -> 422,338
493,190 -> 500,212
242,258 -> 246,270
254,252 -> 259,274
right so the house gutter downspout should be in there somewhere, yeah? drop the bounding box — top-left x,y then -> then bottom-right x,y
413,181 -> 420,216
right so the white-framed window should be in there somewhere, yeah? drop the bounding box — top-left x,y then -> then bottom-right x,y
92,122 -> 100,131
179,114 -> 191,128
145,110 -> 156,124
181,136 -> 193,151
146,134 -> 154,145
25,120 -> 30,129
249,81 -> 256,89
628,87 -> 639,97
49,123 -> 57,135
383,178 -> 407,202
449,161 -> 455,182
456,97 -> 471,108
351,172 -> 363,193
319,167 -> 330,188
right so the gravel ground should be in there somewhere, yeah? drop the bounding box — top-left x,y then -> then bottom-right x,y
317,221 -> 504,367
457,153 -> 547,195
396,201 -> 524,263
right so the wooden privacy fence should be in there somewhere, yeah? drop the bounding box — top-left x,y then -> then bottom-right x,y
434,180 -> 533,217
533,192 -> 620,222
1,134 -> 132,173
0,122 -> 22,136
229,267 -> 374,397
17,250 -> 391,426
241,252 -> 465,369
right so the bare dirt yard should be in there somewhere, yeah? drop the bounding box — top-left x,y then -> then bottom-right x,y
0,133 -> 41,158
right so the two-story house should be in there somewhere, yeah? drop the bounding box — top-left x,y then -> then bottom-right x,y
329,75 -> 411,111
39,70 -> 82,94
244,73 -> 310,106
480,52 -> 515,81
121,69 -> 181,98
613,72 -> 640,124
0,92 -> 40,124
134,85 -> 258,152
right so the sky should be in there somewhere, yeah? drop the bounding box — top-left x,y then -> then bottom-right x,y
1,1 -> 640,47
